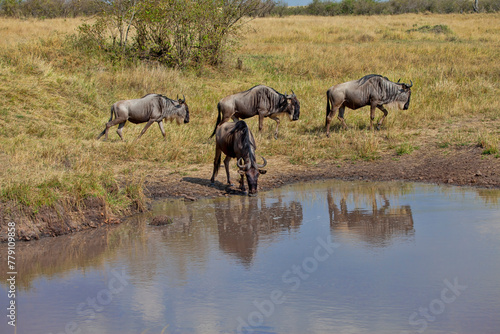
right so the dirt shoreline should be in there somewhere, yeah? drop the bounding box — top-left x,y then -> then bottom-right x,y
1,145 -> 498,242
145,145 -> 500,200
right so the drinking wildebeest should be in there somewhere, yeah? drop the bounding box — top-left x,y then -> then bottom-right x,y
325,74 -> 412,137
210,120 -> 267,197
210,85 -> 300,139
97,93 -> 189,141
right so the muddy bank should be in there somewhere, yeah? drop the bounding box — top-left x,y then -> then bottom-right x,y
146,145 -> 500,199
1,145 -> 498,242
0,197 -> 121,242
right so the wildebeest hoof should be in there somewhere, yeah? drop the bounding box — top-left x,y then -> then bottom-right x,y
248,192 -> 257,197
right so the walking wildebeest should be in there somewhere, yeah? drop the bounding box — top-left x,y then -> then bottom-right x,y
325,74 -> 412,137
210,85 -> 300,139
210,120 -> 267,197
97,93 -> 189,141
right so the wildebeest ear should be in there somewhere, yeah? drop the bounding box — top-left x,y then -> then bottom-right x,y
259,169 -> 267,175
238,169 -> 245,175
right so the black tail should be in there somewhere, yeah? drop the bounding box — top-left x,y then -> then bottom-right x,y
325,93 -> 331,127
209,103 -> 222,138
229,120 -> 249,136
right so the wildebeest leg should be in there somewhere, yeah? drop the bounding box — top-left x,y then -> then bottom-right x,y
97,106 -> 115,140
258,113 -> 265,132
337,106 -> 348,130
231,115 -> 239,122
135,120 -> 155,141
104,116 -> 128,140
97,128 -> 106,140
369,105 -> 377,130
239,173 -> 246,192
270,115 -> 280,139
158,121 -> 166,139
223,155 -> 233,186
376,105 -> 389,130
116,122 -> 126,141
210,148 -> 222,185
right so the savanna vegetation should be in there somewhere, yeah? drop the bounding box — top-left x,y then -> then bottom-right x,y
0,13 -> 499,224
273,0 -> 500,16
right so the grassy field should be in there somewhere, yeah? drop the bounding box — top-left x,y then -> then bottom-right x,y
0,14 -> 499,214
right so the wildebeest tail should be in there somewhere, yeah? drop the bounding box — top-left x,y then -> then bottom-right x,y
325,92 -> 331,127
210,103 -> 222,138
229,120 -> 248,136
108,105 -> 115,122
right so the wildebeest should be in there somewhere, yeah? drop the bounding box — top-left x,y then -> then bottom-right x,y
325,74 -> 412,137
97,93 -> 189,141
210,120 -> 267,196
210,85 -> 300,139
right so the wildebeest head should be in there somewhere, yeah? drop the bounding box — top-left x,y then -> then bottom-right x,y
395,80 -> 413,110
285,90 -> 300,121
237,156 -> 267,196
173,94 -> 189,124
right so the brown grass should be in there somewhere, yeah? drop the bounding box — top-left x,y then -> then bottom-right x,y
0,13 -> 499,212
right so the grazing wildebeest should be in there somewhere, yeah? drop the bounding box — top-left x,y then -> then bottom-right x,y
210,120 -> 267,196
210,85 -> 300,139
97,93 -> 189,141
325,74 -> 412,137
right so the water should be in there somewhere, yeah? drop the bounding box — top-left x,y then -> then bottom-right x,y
1,180 -> 500,334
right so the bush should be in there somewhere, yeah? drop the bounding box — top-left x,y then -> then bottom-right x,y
74,0 -> 273,68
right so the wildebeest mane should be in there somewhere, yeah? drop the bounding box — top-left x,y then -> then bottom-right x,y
243,85 -> 287,112
229,121 -> 256,165
358,74 -> 390,85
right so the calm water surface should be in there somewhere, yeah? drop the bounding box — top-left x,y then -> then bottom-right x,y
1,180 -> 500,334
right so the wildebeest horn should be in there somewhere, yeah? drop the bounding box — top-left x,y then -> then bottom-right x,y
397,78 -> 401,83
182,94 -> 185,103
257,156 -> 267,168
237,158 -> 246,169
408,80 -> 413,88
291,89 -> 295,96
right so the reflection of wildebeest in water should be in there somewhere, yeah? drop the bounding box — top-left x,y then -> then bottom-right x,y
210,120 -> 267,196
215,196 -> 303,266
97,93 -> 190,141
325,74 -> 412,136
210,85 -> 300,139
327,191 -> 414,247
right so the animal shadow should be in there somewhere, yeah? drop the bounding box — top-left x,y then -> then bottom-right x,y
182,177 -> 247,196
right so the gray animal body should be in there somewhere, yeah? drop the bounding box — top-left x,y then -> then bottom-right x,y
325,74 -> 412,136
211,85 -> 300,139
97,93 -> 189,141
210,120 -> 267,196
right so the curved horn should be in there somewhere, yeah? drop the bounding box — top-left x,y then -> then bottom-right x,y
397,78 -> 401,83
408,80 -> 413,88
256,156 -> 267,168
237,158 -> 246,169
176,94 -> 179,100
182,94 -> 186,103
291,89 -> 295,96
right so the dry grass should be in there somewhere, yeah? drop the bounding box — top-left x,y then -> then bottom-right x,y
0,14 -> 499,211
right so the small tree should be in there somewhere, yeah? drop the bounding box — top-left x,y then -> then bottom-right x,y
77,0 -> 268,67
473,0 -> 479,12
